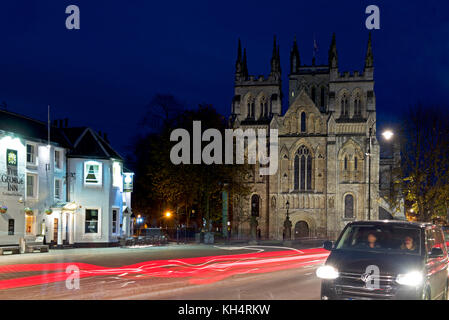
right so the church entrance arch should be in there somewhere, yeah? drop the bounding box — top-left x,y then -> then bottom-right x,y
294,221 -> 309,239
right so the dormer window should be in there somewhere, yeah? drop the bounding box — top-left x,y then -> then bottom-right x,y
84,161 -> 102,186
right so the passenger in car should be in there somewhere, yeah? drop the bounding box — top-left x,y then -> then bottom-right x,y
400,236 -> 416,251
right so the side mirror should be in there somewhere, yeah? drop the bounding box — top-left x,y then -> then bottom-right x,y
429,247 -> 444,259
323,241 -> 334,251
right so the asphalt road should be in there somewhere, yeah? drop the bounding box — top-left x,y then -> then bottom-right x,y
0,244 -> 325,300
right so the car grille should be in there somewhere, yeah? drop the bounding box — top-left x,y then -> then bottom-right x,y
333,272 -> 398,300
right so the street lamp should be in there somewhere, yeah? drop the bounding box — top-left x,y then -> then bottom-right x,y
382,130 -> 394,141
367,125 -> 394,221
284,200 -> 292,241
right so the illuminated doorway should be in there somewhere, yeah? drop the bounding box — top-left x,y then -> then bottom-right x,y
26,215 -> 35,235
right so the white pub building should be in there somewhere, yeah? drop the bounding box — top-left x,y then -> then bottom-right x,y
0,109 -> 134,248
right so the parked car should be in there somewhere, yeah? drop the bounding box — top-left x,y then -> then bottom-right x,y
133,228 -> 169,246
317,221 -> 449,300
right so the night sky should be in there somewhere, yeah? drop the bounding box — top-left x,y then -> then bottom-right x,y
0,0 -> 448,158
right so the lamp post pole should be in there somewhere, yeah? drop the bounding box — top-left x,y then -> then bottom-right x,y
283,200 -> 291,241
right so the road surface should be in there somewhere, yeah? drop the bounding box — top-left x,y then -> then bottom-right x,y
0,244 -> 327,300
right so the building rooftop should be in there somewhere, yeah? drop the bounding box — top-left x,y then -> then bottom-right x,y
0,109 -> 123,161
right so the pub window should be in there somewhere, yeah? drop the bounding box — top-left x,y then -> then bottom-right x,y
27,144 -> 36,164
55,150 -> 61,169
26,174 -> 37,198
344,195 -> 354,219
55,179 -> 62,199
84,161 -> 102,186
85,209 -> 99,233
8,219 -> 14,235
112,209 -> 118,234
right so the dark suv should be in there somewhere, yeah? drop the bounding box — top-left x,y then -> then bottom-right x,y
317,221 -> 449,300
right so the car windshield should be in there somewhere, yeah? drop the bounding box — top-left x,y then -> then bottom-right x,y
335,224 -> 421,255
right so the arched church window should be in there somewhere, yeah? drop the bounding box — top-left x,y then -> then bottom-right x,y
344,156 -> 348,170
311,87 -> 316,104
354,157 -> 358,170
320,87 -> 326,109
251,194 -> 260,217
354,95 -> 362,117
307,153 -> 312,190
341,94 -> 349,117
344,194 -> 354,219
301,112 -> 307,133
294,156 -> 300,190
294,146 -> 313,191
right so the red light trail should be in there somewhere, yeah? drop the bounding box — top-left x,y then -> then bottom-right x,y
0,248 -> 329,290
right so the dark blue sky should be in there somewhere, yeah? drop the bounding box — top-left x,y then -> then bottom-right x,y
0,0 -> 448,156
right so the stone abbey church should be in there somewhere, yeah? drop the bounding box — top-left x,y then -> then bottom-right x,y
229,34 -> 396,240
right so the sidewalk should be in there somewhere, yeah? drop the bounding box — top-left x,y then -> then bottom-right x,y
175,238 -> 327,250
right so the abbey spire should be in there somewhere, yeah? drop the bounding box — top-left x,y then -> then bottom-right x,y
242,47 -> 248,80
290,36 -> 300,74
364,32 -> 374,70
328,33 -> 338,69
235,39 -> 249,81
270,35 -> 281,79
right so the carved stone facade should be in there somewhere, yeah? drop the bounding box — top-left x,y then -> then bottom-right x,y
230,34 -> 382,240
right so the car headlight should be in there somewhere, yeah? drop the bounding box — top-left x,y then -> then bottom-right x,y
396,271 -> 423,286
316,266 -> 339,280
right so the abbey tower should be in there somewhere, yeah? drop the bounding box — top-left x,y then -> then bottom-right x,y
230,33 -> 381,240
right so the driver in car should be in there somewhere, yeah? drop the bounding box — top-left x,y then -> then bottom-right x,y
355,232 -> 381,249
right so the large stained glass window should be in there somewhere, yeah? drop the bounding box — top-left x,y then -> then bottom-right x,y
294,146 -> 313,191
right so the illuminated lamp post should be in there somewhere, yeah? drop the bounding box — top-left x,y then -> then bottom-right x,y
283,200 -> 292,241
367,124 -> 394,221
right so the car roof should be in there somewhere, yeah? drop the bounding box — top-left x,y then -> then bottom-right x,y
347,220 -> 434,229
